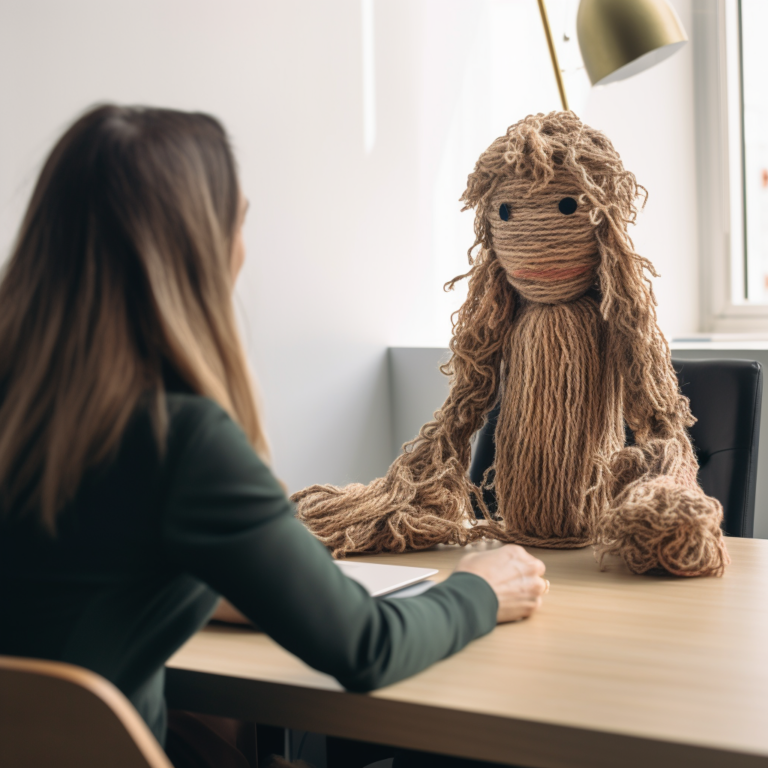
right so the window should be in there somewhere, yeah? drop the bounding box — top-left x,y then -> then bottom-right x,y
741,0 -> 768,302
696,0 -> 768,331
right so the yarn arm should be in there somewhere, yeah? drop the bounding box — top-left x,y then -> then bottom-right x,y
595,364 -> 730,577
292,250 -> 515,557
160,399 -> 498,691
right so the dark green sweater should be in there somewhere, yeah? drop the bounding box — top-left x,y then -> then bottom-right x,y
0,394 -> 498,745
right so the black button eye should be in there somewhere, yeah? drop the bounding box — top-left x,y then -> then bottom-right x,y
499,203 -> 511,221
558,197 -> 577,215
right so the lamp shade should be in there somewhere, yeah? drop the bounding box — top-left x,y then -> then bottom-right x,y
577,0 -> 688,86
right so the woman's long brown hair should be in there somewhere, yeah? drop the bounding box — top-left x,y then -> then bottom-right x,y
0,105 -> 269,531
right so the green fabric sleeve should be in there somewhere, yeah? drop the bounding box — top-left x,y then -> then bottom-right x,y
160,399 -> 498,691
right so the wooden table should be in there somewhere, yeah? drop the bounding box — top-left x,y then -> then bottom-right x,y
166,538 -> 768,768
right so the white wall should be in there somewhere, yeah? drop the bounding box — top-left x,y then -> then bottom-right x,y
0,0 -> 701,491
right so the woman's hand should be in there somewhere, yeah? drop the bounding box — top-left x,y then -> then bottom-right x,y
455,544 -> 547,623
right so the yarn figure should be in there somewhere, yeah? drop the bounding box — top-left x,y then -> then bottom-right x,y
293,112 -> 729,578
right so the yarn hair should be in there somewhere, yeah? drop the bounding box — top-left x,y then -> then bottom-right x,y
293,112 -> 729,578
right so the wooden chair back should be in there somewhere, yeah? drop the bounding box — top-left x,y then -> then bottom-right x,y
0,655 -> 173,768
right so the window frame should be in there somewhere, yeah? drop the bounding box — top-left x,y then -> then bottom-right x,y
694,0 -> 768,332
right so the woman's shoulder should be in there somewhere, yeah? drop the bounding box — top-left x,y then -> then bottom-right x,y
160,393 -> 288,525
164,392 -> 248,459
165,391 -> 229,426
162,393 -> 273,481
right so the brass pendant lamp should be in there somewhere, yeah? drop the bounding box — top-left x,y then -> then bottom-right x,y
538,0 -> 688,110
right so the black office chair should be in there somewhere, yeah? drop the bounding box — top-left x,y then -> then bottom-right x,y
469,358 -> 763,537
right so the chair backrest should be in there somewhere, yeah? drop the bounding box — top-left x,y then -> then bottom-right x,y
469,357 -> 762,538
676,358 -> 762,537
0,655 -> 173,768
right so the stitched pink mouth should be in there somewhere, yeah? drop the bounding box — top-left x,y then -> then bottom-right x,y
510,265 -> 592,282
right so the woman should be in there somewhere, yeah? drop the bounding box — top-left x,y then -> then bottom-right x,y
0,104 -> 547,767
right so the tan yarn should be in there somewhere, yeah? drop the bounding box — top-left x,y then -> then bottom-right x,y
491,172 -> 599,304
486,296 -> 623,548
294,111 -> 730,578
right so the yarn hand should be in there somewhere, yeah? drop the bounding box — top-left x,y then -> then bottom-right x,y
596,476 -> 730,577
455,544 -> 547,623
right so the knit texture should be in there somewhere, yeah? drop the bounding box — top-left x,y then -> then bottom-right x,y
293,112 -> 729,578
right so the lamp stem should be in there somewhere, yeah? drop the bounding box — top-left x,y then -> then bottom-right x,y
537,0 -> 569,111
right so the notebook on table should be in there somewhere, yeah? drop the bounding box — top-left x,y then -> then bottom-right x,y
335,561 -> 438,598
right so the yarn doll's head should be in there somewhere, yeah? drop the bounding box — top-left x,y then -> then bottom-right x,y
460,111 -> 651,318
